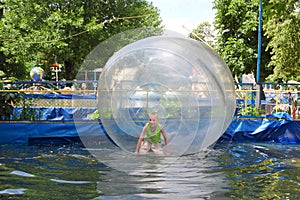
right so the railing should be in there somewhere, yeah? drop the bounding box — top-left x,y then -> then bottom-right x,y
1,81 -> 300,119
236,89 -> 299,118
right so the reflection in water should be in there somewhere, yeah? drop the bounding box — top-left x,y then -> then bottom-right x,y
216,143 -> 300,199
0,143 -> 300,199
96,152 -> 228,199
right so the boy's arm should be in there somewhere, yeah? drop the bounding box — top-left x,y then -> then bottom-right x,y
161,128 -> 168,145
161,128 -> 169,155
134,127 -> 146,153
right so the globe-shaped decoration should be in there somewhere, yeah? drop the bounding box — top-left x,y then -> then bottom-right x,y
30,67 -> 44,82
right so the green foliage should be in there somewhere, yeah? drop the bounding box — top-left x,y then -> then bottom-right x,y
189,21 -> 216,48
0,70 -> 5,77
213,0 -> 272,81
237,105 -> 263,116
160,99 -> 181,118
87,110 -> 100,120
100,109 -> 113,119
0,0 -> 163,80
0,80 -> 42,120
264,0 -> 300,82
213,0 -> 300,82
15,95 -> 43,121
0,82 -> 21,120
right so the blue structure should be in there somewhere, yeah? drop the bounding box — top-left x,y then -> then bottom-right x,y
256,0 -> 263,83
0,107 -> 299,145
219,113 -> 300,144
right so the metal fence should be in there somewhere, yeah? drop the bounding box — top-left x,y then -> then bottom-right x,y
236,88 -> 299,118
1,81 -> 300,118
21,90 -> 97,108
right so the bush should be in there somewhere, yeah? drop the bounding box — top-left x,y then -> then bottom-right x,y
0,81 -> 22,120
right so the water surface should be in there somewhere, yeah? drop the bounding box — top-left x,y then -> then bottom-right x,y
1,142 -> 300,199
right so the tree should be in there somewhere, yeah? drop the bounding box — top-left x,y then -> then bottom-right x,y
264,0 -> 300,82
0,0 -> 163,80
213,0 -> 272,82
189,21 -> 216,48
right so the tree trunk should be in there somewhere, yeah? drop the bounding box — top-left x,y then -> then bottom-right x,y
64,60 -> 76,80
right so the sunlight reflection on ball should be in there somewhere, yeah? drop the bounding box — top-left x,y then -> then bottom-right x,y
97,36 -> 236,156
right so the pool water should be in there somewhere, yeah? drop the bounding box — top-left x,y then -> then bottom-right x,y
1,142 -> 300,199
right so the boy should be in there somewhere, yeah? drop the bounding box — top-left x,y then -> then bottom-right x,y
134,112 -> 169,155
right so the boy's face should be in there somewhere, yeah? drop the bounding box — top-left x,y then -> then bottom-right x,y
148,115 -> 158,128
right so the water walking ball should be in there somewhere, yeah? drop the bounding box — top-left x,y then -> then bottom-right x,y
30,67 -> 44,82
97,36 -> 236,156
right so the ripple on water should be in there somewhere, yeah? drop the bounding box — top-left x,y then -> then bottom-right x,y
10,170 -> 36,177
0,188 -> 27,195
1,143 -> 300,199
50,179 -> 91,184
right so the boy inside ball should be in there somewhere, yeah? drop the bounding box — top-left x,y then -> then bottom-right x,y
134,112 -> 169,155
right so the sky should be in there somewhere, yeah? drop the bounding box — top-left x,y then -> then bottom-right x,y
148,0 -> 215,36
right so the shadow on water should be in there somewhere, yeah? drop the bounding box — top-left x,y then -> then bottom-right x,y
1,142 -> 300,199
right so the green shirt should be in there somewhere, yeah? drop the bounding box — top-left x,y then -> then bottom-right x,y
144,123 -> 162,143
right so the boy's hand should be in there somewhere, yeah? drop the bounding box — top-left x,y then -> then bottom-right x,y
165,150 -> 170,156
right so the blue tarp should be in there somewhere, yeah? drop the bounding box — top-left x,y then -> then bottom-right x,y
219,112 -> 300,144
1,107 -> 300,145
12,107 -> 97,121
0,121 -> 106,144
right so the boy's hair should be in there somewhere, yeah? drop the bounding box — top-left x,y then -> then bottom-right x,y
149,112 -> 158,118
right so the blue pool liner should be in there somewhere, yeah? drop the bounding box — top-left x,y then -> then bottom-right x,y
0,107 -> 299,145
